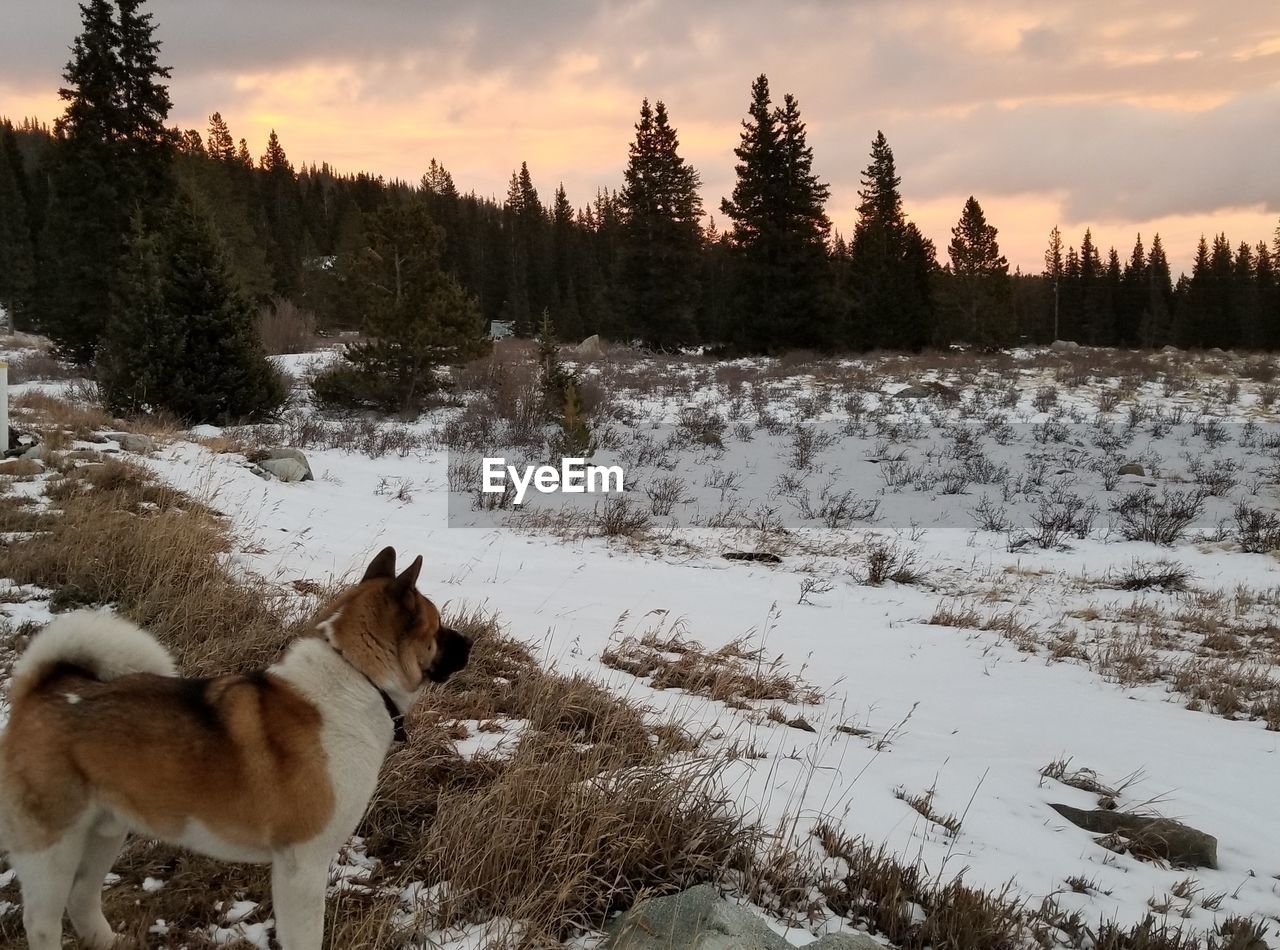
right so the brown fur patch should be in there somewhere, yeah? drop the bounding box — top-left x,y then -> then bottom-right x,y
2,668 -> 334,852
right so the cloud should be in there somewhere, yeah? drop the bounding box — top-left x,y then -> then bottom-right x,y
1,0 -> 1277,272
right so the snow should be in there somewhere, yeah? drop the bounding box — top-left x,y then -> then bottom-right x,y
4,347 -> 1280,944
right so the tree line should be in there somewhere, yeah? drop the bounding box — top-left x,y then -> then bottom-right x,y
1,0 -> 1279,421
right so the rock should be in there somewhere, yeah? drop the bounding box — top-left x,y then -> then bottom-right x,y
605,884 -> 789,950
258,457 -> 310,483
259,448 -> 309,478
1160,344 -> 1181,354
104,431 -> 157,454
0,458 -> 43,477
21,442 -> 48,462
1049,803 -> 1218,868
1118,462 -> 1145,477
1050,339 -> 1081,351
572,334 -> 606,358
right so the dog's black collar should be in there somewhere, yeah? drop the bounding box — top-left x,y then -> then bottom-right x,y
376,685 -> 408,743
322,636 -> 407,743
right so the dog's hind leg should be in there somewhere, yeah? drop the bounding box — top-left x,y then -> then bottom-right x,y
8,831 -> 87,950
67,823 -> 126,948
270,847 -> 329,950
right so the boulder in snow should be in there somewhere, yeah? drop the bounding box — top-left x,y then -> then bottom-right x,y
572,334 -> 606,358
104,431 -> 158,455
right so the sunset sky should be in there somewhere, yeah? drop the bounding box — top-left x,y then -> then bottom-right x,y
2,0 -> 1277,275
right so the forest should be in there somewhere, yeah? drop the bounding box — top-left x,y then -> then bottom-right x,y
1,0 -> 1278,409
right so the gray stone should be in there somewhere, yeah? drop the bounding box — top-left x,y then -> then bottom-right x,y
606,884 -> 790,950
263,447 -> 313,480
104,432 -> 157,454
21,442 -> 48,462
1049,803 -> 1218,868
1118,462 -> 1145,476
573,334 -> 606,358
1050,339 -> 1081,351
258,457 -> 310,483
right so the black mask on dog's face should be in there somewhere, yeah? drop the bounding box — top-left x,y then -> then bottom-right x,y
426,627 -> 471,683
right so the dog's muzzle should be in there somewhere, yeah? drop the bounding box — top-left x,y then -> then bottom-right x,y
427,627 -> 471,682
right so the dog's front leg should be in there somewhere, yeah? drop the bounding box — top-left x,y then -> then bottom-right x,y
270,848 -> 328,950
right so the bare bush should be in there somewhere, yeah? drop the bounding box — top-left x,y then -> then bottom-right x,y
645,474 -> 690,516
1233,501 -> 1280,554
1108,559 -> 1193,592
862,537 -> 920,586
1112,487 -> 1208,545
592,495 -> 651,538
255,298 -> 319,355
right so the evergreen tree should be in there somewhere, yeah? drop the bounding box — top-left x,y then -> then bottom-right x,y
37,0 -> 174,361
207,111 -> 235,162
313,200 -> 489,412
100,199 -> 285,421
720,75 -> 834,351
847,130 -> 934,351
1118,235 -> 1146,346
0,121 -> 35,328
258,129 -> 304,294
1140,234 -> 1174,347
1043,225 -> 1065,341
942,197 -> 1012,347
617,98 -> 704,349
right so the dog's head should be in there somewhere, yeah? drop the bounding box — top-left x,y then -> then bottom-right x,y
323,547 -> 471,699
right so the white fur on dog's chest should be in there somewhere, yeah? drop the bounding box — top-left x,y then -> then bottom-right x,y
272,639 -> 395,839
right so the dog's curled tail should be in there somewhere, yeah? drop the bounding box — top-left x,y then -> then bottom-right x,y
10,609 -> 176,703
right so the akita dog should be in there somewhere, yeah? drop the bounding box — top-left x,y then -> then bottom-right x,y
0,547 -> 470,950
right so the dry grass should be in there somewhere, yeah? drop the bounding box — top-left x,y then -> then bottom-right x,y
0,457 -> 295,673
0,448 -> 757,947
601,625 -> 822,710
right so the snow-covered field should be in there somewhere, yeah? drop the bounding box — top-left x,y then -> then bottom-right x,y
3,342 -> 1280,946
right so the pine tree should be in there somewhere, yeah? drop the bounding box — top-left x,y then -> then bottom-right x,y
37,0 -> 174,361
942,196 -> 1012,347
847,131 -> 934,351
1140,233 -> 1174,347
100,199 -> 285,422
721,75 -> 833,351
617,98 -> 704,349
313,200 -> 489,412
207,111 -> 235,162
258,129 -> 304,294
1118,235 -> 1146,346
0,121 -> 35,329
1043,225 -> 1065,341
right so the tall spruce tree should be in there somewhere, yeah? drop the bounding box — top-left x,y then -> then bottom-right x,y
847,131 -> 935,351
617,98 -> 704,349
259,129 -> 304,294
313,200 -> 489,412
1043,225 -> 1065,341
1141,234 -> 1173,347
942,196 -> 1012,348
720,74 -> 833,352
37,0 -> 174,362
1118,234 -> 1146,346
100,198 -> 285,422
0,121 -> 35,329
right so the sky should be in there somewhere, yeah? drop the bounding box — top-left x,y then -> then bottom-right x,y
2,0 -> 1278,275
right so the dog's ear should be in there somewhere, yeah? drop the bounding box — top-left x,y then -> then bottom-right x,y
362,546 -> 397,582
392,555 -> 423,595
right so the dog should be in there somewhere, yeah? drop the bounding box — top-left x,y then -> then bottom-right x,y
0,546 -> 470,950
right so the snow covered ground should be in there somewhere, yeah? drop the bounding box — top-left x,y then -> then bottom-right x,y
3,343 -> 1280,945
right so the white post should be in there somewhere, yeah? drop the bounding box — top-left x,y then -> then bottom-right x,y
0,360 -> 7,454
